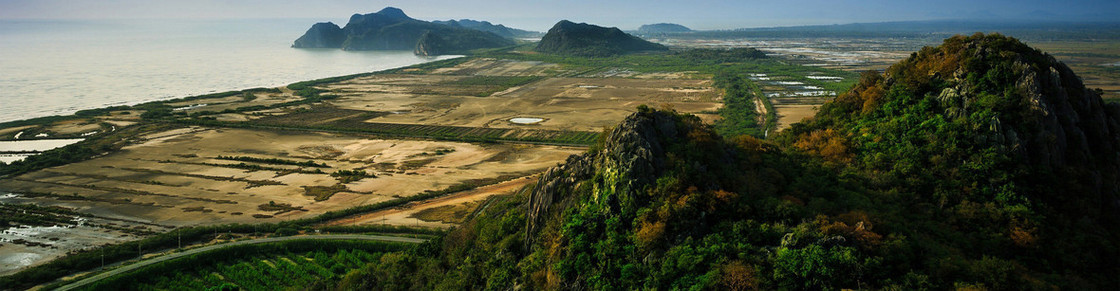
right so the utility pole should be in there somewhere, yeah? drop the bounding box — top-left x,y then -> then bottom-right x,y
177,228 -> 181,249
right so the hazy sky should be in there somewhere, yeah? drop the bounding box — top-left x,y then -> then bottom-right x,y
1,0 -> 1117,31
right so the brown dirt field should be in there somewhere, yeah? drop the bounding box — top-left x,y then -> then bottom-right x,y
167,92 -> 305,115
774,104 -> 820,131
319,175 -> 537,228
0,127 -> 580,226
45,120 -> 103,135
323,76 -> 721,132
429,58 -> 565,76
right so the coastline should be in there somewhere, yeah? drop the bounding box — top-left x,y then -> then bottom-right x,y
0,55 -> 464,129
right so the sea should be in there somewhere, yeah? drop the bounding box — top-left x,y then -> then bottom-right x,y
0,18 -> 458,123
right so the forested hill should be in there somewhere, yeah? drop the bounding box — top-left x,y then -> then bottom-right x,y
331,34 -> 1120,290
535,20 -> 668,57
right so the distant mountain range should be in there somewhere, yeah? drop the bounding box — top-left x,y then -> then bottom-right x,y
535,20 -> 668,57
634,19 -> 1120,40
637,23 -> 692,34
292,7 -> 522,55
432,19 -> 543,38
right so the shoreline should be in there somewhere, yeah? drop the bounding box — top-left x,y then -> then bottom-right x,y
0,53 -> 462,125
0,55 -> 465,128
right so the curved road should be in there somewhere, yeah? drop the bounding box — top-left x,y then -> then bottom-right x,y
56,234 -> 426,291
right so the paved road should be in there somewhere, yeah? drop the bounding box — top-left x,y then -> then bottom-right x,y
56,234 -> 426,291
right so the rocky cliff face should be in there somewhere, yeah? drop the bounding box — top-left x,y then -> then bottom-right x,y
526,110 -> 682,243
535,20 -> 668,57
291,22 -> 345,48
927,37 -> 1120,211
922,39 -> 1120,172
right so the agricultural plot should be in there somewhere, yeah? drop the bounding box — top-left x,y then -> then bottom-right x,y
0,127 -> 582,227
163,91 -> 303,116
322,175 -> 538,228
229,105 -> 600,145
747,72 -> 853,130
428,58 -> 567,76
1031,40 -> 1120,101
323,74 -> 724,132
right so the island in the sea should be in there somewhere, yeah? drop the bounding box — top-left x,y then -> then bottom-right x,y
292,7 -> 517,56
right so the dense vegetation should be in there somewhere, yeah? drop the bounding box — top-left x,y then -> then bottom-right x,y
326,34 -> 1120,290
712,68 -> 770,137
79,240 -> 411,291
2,220 -> 441,290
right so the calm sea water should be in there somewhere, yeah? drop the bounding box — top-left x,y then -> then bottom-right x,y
0,19 -> 457,123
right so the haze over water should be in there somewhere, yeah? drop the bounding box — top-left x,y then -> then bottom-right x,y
0,18 -> 456,123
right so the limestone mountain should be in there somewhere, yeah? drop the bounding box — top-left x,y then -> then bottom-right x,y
785,33 -> 1120,220
432,19 -> 542,38
637,23 -> 693,34
291,22 -> 345,48
292,7 -> 514,55
535,20 -> 668,57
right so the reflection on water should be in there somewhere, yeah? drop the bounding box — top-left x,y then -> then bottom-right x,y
0,138 -> 84,163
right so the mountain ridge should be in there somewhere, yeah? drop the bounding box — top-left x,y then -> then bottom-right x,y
433,19 -> 542,38
637,23 -> 693,34
292,7 -> 515,55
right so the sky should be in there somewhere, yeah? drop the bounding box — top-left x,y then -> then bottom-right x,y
1,0 -> 1117,31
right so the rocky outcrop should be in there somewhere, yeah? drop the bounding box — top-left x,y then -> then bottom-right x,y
925,38 -> 1120,205
1011,56 -> 1120,170
292,7 -> 514,55
535,20 -> 668,57
291,22 -> 345,48
525,110 -> 682,244
525,154 -> 594,239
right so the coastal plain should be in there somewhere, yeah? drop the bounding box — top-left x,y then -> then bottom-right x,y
0,57 -> 725,274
